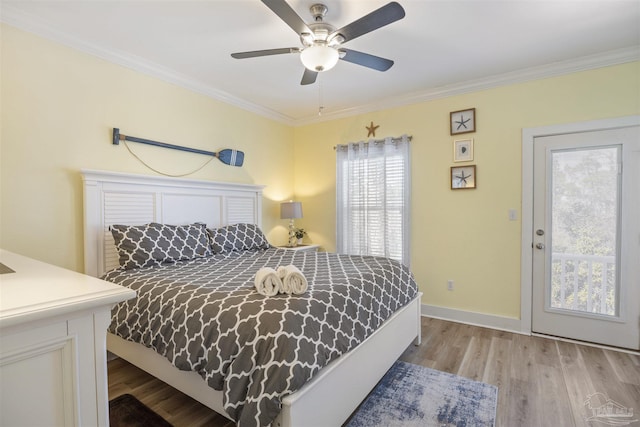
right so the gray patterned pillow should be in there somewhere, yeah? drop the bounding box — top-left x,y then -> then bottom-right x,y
207,223 -> 271,254
111,222 -> 212,270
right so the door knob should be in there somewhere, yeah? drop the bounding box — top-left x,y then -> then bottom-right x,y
536,243 -> 545,249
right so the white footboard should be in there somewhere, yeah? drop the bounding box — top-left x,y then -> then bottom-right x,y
108,292 -> 422,427
274,293 -> 422,427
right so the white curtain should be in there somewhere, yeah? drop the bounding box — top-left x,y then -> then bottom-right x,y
336,135 -> 411,266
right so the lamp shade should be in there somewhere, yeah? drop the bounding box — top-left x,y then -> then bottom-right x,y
280,201 -> 303,219
300,44 -> 339,72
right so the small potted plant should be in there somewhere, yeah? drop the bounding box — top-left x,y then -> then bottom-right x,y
294,228 -> 307,245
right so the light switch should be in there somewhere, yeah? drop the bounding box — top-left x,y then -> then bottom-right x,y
509,209 -> 518,221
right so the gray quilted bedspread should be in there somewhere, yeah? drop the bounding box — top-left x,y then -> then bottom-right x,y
103,248 -> 418,427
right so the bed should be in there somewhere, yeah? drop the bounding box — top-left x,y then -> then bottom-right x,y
82,169 -> 422,427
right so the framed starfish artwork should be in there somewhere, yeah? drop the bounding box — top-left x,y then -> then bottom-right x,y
450,108 -> 476,135
451,165 -> 476,189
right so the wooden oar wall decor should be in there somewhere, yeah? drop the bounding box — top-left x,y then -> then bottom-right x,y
112,128 -> 244,167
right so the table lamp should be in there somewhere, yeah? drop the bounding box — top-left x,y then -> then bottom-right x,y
280,201 -> 303,247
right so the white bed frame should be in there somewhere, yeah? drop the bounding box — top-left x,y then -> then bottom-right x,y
82,169 -> 422,427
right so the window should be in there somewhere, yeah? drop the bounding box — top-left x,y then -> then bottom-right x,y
336,135 -> 411,265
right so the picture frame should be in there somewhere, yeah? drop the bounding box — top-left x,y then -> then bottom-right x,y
453,138 -> 474,162
451,165 -> 476,189
450,108 -> 476,135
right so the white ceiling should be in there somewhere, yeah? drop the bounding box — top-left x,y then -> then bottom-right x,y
2,0 -> 639,125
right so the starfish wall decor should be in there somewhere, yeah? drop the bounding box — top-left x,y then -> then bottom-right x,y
450,108 -> 476,135
366,121 -> 379,138
455,116 -> 471,131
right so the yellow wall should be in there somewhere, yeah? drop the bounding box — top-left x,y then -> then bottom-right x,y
2,23 -> 638,320
293,62 -> 640,319
1,24 -> 294,271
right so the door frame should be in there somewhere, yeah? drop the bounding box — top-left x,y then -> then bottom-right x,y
520,115 -> 640,335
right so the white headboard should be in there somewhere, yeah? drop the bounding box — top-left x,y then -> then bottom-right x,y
81,169 -> 265,277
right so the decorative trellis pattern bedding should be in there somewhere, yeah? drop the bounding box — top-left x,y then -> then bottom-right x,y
103,248 -> 418,427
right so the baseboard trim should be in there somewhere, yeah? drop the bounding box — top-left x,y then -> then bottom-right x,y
421,304 -> 526,335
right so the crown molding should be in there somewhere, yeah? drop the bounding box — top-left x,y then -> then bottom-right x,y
2,5 -> 638,128
294,46 -> 640,126
0,5 -> 296,126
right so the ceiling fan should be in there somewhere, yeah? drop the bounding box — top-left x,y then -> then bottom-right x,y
231,0 -> 406,85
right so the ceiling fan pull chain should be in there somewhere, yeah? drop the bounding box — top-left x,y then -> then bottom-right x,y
318,74 -> 324,116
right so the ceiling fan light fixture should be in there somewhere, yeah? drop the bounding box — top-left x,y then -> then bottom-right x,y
300,44 -> 339,72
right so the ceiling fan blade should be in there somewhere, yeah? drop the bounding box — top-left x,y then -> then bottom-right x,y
262,0 -> 312,36
301,68 -> 318,85
231,47 -> 299,59
340,49 -> 394,71
329,2 -> 405,44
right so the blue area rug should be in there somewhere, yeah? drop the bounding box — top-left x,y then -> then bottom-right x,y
345,361 -> 497,427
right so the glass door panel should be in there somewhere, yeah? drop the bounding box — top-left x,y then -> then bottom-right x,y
550,147 -> 620,317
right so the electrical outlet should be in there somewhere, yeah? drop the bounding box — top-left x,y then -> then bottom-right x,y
447,280 -> 454,291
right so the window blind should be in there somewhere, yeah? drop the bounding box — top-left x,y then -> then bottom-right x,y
336,135 -> 411,266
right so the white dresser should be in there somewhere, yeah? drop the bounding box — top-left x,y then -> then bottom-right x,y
0,250 -> 135,427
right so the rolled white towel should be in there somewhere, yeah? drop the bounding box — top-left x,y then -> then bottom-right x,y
281,265 -> 308,295
276,266 -> 293,294
254,267 -> 282,296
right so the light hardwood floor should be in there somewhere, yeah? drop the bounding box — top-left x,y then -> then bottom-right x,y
108,317 -> 640,426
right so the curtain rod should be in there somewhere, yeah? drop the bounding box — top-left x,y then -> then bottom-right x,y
333,135 -> 412,150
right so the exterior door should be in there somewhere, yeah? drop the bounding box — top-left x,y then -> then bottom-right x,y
532,126 -> 640,350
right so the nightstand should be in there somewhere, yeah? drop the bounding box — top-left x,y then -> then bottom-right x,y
277,244 -> 320,253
